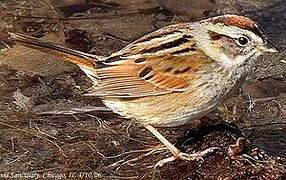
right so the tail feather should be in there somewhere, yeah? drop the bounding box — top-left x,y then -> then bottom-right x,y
8,32 -> 99,69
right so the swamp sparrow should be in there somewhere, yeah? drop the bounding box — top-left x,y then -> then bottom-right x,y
9,14 -> 278,166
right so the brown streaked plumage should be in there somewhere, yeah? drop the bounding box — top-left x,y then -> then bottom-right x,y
212,15 -> 256,30
8,14 -> 278,166
210,15 -> 265,39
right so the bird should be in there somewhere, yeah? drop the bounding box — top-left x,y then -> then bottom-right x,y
8,14 -> 278,166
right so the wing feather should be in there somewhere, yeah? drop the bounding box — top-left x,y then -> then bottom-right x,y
88,53 -> 212,97
86,24 -> 214,98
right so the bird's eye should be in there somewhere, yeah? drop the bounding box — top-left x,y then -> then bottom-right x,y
238,36 -> 249,46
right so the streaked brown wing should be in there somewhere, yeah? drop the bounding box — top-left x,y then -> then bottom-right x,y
88,26 -> 212,98
90,55 -> 208,98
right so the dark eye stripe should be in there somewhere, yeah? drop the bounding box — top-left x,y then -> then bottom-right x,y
208,30 -> 231,40
247,25 -> 266,41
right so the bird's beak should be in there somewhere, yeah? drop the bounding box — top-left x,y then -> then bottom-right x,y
257,40 -> 280,53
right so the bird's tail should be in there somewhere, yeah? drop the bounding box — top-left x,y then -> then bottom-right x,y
8,32 -> 99,69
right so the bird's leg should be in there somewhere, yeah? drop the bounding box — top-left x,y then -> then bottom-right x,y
144,124 -> 222,167
144,124 -> 180,156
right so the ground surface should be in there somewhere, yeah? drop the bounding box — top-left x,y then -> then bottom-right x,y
0,0 -> 285,179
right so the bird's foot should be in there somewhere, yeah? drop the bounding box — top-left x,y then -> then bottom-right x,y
155,146 -> 223,168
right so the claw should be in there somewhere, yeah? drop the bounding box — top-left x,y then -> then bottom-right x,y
155,146 -> 223,167
144,125 -> 224,168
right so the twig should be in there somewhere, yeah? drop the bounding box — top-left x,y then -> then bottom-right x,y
14,9 -> 156,21
108,146 -> 166,170
6,150 -> 29,165
101,33 -> 130,44
86,141 -> 106,158
87,114 -> 109,128
0,120 -> 67,157
36,106 -> 110,115
246,97 -> 278,103
106,145 -> 165,159
0,40 -> 11,49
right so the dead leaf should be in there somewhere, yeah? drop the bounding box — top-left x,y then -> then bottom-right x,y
12,89 -> 34,111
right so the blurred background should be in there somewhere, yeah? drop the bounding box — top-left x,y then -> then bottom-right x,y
0,0 -> 285,179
